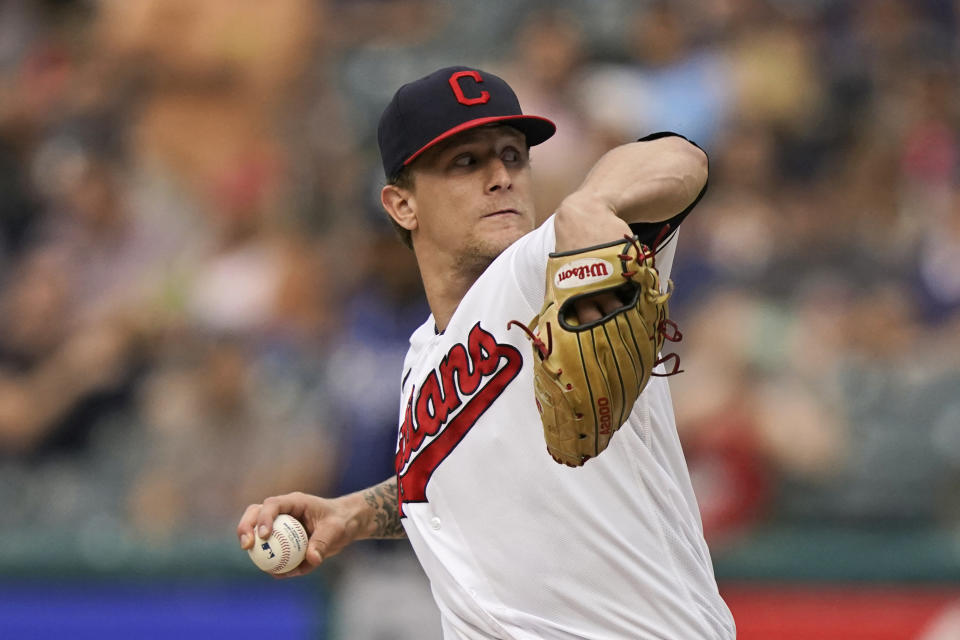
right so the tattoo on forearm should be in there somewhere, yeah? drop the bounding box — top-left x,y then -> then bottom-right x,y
364,477 -> 406,539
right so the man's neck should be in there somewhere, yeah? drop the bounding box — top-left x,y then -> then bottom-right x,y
416,247 -> 492,332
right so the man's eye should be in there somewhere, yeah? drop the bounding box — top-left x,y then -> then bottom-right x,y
502,148 -> 520,163
453,154 -> 473,167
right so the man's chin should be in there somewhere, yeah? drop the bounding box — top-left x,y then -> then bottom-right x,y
457,230 -> 525,276
482,226 -> 529,256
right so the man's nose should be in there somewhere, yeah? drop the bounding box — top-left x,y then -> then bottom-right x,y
487,159 -> 513,192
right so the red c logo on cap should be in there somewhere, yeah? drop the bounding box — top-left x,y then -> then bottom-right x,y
448,70 -> 490,106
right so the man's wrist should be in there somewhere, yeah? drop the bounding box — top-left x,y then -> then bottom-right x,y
355,477 -> 406,539
337,491 -> 374,540
558,190 -> 618,221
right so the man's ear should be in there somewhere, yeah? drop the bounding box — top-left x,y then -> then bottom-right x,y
381,184 -> 418,232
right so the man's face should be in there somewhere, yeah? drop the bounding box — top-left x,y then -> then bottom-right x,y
405,125 -> 536,273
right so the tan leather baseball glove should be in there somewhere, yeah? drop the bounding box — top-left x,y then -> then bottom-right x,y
510,235 -> 682,467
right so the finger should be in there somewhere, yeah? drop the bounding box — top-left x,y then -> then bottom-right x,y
275,562 -> 316,579
596,293 -> 621,315
274,557 -> 316,579
276,544 -> 323,579
574,299 -> 602,324
237,503 -> 262,549
302,499 -> 354,568
256,492 -> 313,539
255,494 -> 293,538
306,536 -> 328,566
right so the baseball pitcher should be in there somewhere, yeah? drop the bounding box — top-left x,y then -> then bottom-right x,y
238,66 -> 735,639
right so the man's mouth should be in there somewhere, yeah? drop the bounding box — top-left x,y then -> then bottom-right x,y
483,209 -> 519,218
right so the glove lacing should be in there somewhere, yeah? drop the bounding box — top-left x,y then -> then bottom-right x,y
623,230 -> 685,376
507,319 -> 553,360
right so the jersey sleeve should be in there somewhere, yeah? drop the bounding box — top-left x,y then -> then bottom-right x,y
628,131 -> 708,252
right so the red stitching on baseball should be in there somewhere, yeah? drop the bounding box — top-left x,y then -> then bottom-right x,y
274,537 -> 292,571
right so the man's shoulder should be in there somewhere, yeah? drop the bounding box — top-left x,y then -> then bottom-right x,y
516,215 -> 557,256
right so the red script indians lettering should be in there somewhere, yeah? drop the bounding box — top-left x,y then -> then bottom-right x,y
395,323 -> 522,515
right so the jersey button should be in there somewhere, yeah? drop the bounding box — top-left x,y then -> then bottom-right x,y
429,517 -> 442,530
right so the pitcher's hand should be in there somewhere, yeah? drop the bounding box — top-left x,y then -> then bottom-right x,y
237,491 -> 365,578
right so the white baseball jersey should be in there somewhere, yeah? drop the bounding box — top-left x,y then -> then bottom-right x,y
395,216 -> 735,639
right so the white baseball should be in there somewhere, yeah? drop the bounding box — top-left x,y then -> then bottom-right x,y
248,514 -> 309,574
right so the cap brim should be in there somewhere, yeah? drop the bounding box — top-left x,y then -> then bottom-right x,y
403,115 -> 557,168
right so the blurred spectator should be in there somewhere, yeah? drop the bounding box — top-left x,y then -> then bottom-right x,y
0,150 -> 159,459
578,1 -> 732,151
130,331 -> 336,539
915,187 -> 960,324
325,198 -> 428,496
500,9 -> 603,219
319,205 -> 436,640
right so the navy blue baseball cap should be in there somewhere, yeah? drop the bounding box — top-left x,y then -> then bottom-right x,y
378,66 -> 556,180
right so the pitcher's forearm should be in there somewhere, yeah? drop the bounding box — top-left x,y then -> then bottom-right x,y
354,476 -> 406,539
572,136 -> 707,225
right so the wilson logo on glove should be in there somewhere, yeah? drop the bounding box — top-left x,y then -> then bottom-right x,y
554,258 -> 614,288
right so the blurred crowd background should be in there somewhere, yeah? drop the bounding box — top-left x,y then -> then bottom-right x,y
1,0 -> 959,637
